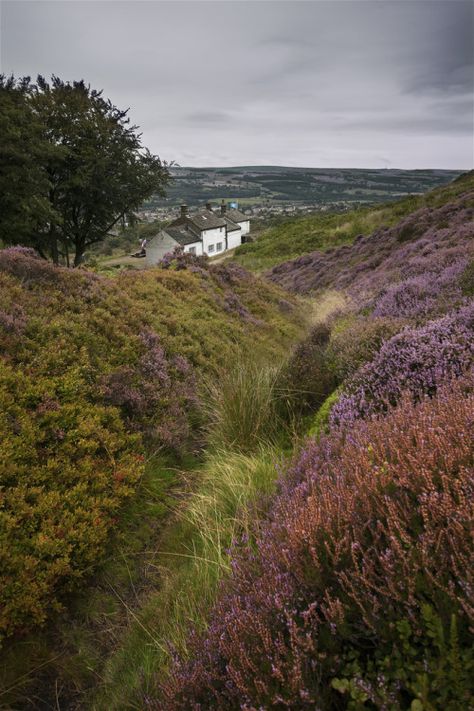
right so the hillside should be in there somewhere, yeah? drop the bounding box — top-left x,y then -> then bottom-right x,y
1,174 -> 473,709
0,249 -> 305,706
233,170 -> 474,270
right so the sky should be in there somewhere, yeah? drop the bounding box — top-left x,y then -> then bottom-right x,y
1,0 -> 473,169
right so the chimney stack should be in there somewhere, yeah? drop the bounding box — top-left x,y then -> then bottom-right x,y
220,199 -> 227,216
205,201 -> 213,212
180,205 -> 188,218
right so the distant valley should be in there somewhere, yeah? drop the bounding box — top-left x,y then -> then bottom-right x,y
142,166 -> 462,220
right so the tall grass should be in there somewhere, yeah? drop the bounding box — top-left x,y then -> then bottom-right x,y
92,446 -> 281,709
203,359 -> 288,452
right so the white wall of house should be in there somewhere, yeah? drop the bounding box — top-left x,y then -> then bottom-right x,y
202,226 -> 226,256
237,220 -> 250,236
226,228 -> 242,250
183,241 -> 203,256
146,231 -> 179,266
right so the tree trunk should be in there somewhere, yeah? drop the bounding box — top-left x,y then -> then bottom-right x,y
49,228 -> 59,265
74,241 -> 85,267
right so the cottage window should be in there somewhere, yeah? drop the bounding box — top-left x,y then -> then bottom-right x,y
216,242 -> 223,251
188,246 -> 196,255
208,244 -> 215,253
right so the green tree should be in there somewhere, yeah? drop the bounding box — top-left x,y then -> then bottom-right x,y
0,75 -> 170,265
0,76 -> 57,251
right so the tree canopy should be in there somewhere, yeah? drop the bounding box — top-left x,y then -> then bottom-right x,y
0,75 -> 170,266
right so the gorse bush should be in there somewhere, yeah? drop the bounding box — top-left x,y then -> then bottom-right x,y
158,376 -> 474,709
0,247 -> 303,642
0,362 -> 143,639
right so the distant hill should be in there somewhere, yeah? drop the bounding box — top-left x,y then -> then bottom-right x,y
233,170 -> 473,270
145,166 -> 462,210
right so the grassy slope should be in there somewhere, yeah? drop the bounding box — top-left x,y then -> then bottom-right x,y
233,171 -> 474,271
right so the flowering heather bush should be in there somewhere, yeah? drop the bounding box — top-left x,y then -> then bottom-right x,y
327,315 -> 403,381
103,331 -> 199,454
371,261 -> 467,321
158,246 -> 209,273
268,190 -> 474,299
158,377 -> 474,709
331,302 -> 474,427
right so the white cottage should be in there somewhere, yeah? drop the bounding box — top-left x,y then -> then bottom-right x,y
146,201 -> 251,266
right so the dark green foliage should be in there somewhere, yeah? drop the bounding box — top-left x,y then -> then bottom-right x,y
333,608 -> 474,710
0,75 -> 170,266
277,322 -> 337,417
0,76 -> 55,247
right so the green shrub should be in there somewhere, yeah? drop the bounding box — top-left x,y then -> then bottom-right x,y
307,387 -> 341,438
332,607 -> 474,710
460,258 -> 474,297
0,362 -> 143,641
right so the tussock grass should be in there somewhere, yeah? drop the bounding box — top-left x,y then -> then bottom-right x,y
93,447 -> 280,709
203,359 -> 287,452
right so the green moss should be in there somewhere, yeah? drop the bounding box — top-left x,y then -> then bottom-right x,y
308,388 -> 341,438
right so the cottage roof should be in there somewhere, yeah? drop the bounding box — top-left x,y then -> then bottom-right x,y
188,209 -> 227,231
222,216 -> 241,232
164,226 -> 201,247
226,208 -> 248,223
169,209 -> 226,232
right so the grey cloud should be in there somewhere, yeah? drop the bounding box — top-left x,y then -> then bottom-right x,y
184,111 -> 233,125
1,0 -> 472,169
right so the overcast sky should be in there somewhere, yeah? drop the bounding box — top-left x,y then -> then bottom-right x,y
1,0 -> 473,168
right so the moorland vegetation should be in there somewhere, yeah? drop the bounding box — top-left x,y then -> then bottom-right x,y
0,247 -> 305,706
0,172 -> 473,710
153,171 -> 474,709
234,172 -> 471,271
